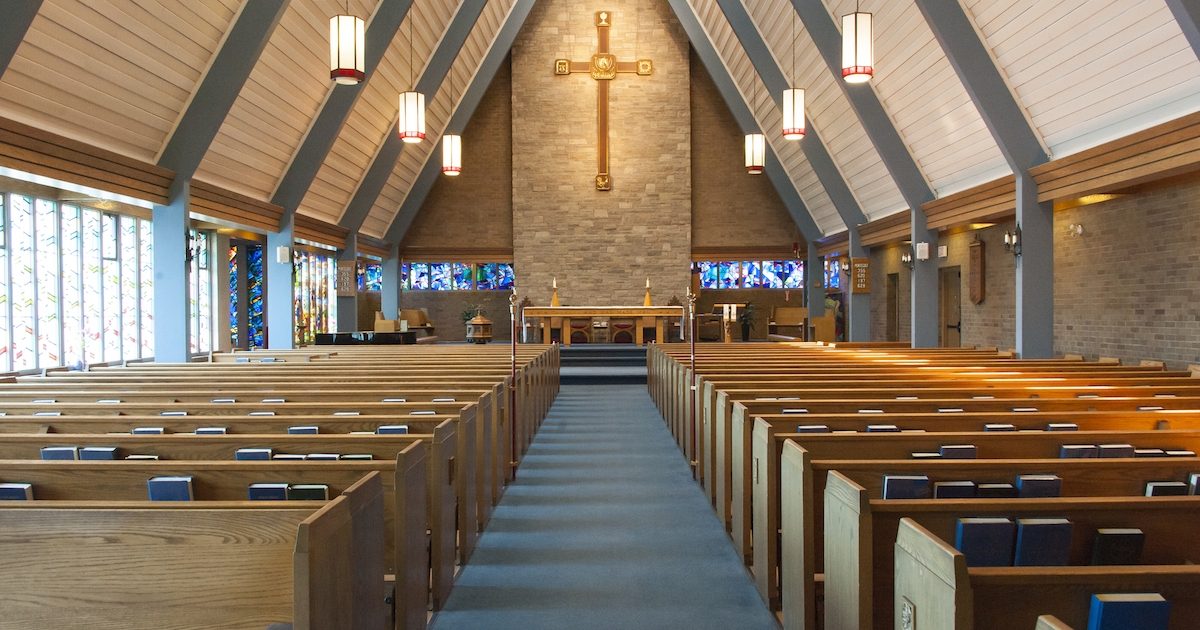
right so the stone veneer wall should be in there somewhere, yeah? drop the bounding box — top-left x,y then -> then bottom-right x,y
511,0 -> 692,306
398,290 -> 514,342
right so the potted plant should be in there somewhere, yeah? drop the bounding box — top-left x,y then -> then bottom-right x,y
738,302 -> 756,342
461,305 -> 483,324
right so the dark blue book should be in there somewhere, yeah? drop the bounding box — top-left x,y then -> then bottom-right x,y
194,427 -> 227,435
1134,448 -> 1167,458
976,482 -> 1019,498
0,482 -> 33,500
911,452 -> 942,460
1047,423 -> 1079,431
866,424 -> 900,433
376,425 -> 409,435
235,447 -> 272,461
1016,474 -> 1062,498
794,425 -> 829,433
933,481 -> 976,498
287,484 -> 330,500
955,517 -> 1015,567
248,483 -> 288,501
1060,444 -> 1098,458
882,475 -> 931,499
939,444 -> 977,459
1087,593 -> 1170,630
1190,473 -> 1200,495
288,426 -> 319,435
40,446 -> 78,460
1145,481 -> 1188,496
79,446 -> 118,461
1014,518 -> 1072,566
340,454 -> 374,461
1098,444 -> 1136,458
305,453 -> 340,461
147,476 -> 193,501
984,423 -> 1016,432
1091,528 -> 1144,565
132,427 -> 165,435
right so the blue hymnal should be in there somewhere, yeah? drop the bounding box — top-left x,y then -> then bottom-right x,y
235,447 -> 272,461
882,475 -> 931,499
341,454 -> 373,461
1060,444 -> 1098,458
287,484 -> 330,500
1145,481 -> 1188,496
1016,474 -> 1062,498
79,446 -> 118,461
984,423 -> 1017,432
1047,423 -> 1079,431
0,482 -> 33,500
1087,593 -> 1170,630
866,424 -> 900,433
132,427 -> 165,435
1098,444 -> 1136,458
1091,528 -> 1144,565
795,425 -> 829,433
248,483 -> 288,501
955,517 -> 1015,567
976,482 -> 1019,498
147,476 -> 193,501
1014,518 -> 1072,566
376,425 -> 409,435
933,481 -> 976,499
194,427 -> 227,435
939,444 -> 977,459
288,426 -> 319,435
40,446 -> 77,460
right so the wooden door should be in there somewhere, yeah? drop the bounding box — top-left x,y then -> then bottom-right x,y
939,266 -> 962,347
885,273 -> 899,342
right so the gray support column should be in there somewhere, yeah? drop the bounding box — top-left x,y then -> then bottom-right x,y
0,0 -> 40,78
910,219 -> 939,347
806,245 -> 824,318
847,229 -> 871,341
214,233 -> 233,353
265,217 -> 294,349
152,181 -> 191,362
337,233 -> 359,332
1015,173 -> 1054,356
382,242 -> 401,319
1167,0 -> 1200,61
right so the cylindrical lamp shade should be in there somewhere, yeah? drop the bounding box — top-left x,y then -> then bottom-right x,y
782,88 -> 805,140
442,134 -> 462,176
745,133 -> 765,175
329,15 -> 365,85
398,91 -> 426,143
841,11 -> 873,83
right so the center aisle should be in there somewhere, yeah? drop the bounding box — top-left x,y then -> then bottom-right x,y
430,383 -> 779,629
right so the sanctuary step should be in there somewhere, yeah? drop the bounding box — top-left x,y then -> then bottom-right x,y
559,345 -> 648,385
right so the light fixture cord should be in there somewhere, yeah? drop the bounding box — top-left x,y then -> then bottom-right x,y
408,1 -> 414,89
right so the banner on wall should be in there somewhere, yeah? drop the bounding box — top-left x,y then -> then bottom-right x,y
336,260 -> 356,297
850,258 -> 870,294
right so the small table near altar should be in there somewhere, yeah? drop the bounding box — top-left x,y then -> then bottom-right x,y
522,305 -> 685,346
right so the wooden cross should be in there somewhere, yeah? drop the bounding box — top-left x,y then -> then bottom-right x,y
555,10 -> 653,191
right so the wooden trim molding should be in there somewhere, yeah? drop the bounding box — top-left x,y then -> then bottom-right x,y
0,116 -> 173,204
293,213 -> 350,250
691,245 -> 801,260
858,210 -> 911,247
923,175 -> 1016,230
357,234 -> 393,259
398,247 -> 514,263
816,232 -> 848,257
190,180 -> 284,233
1031,110 -> 1200,202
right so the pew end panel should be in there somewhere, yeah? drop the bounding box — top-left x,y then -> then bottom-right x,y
780,440 -> 815,630
392,442 -> 429,630
823,470 -> 873,630
1036,615 -> 1074,630
894,517 -> 974,630
750,416 -> 781,603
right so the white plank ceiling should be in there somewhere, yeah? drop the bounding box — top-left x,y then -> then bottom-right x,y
0,0 -> 1199,240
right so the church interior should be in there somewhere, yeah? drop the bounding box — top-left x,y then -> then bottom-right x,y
1,0 -> 1200,628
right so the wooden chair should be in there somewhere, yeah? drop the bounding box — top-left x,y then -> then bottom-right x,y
769,306 -> 808,339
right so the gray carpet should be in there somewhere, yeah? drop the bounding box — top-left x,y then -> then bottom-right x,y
430,384 -> 778,630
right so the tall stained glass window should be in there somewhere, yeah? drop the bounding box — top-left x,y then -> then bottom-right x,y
0,192 -> 154,372
293,248 -> 338,346
356,261 -> 382,292
188,229 -> 215,354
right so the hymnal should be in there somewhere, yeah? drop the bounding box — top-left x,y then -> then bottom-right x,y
432,398 -> 456,403
882,475 -> 931,499
933,481 -> 976,499
272,454 -> 306,460
248,483 -> 288,501
1098,444 -> 1135,458
159,411 -> 188,417
976,482 -> 1019,498
409,410 -> 436,416
1012,407 -> 1039,413
1091,528 -> 1144,565
262,398 -> 286,403
235,447 -> 272,461
1189,472 -> 1200,495
1166,449 -> 1196,457
782,408 -> 809,414
288,484 -> 330,500
97,399 -> 121,404
939,444 -> 977,459
334,411 -> 361,416
955,517 -> 1015,567
1144,481 -> 1188,496
341,454 -> 374,461
1060,444 -> 1098,458
0,482 -> 33,500
79,446 -> 118,461
248,411 -> 276,416
984,423 -> 1016,432
1016,474 -> 1062,498
132,427 -> 165,435
857,409 -> 884,414
40,446 -> 78,460
376,425 -> 409,435
1134,448 -> 1167,458
33,411 -> 61,416
211,398 -> 236,404
288,426 -> 319,435
1014,518 -> 1072,566
1086,593 -> 1170,630
147,476 -> 193,501
867,424 -> 901,433
382,398 -> 407,403
1046,423 -> 1079,431
305,453 -> 340,461
937,408 -> 964,413
911,452 -> 942,460
794,425 -> 829,433
194,427 -> 227,435
125,454 -> 159,460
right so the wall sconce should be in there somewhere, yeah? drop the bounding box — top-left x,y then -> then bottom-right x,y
1067,223 -> 1084,237
900,248 -> 914,270
1003,224 -> 1022,257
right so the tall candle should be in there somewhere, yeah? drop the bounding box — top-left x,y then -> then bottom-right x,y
553,277 -> 557,289
645,277 -> 650,289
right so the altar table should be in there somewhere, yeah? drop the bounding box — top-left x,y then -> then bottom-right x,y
522,306 -> 685,346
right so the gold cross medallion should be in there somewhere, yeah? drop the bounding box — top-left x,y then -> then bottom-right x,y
553,11 -> 653,191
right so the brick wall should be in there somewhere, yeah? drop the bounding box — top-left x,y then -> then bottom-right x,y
698,288 -> 804,340
690,51 -> 797,251
398,290 -> 513,342
869,243 -> 912,342
511,0 -> 692,306
401,59 -> 513,251
941,221 -> 1016,350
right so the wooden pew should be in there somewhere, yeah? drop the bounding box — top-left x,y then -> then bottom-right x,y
895,517 -> 1200,630
834,473 -> 1200,629
0,471 -> 389,630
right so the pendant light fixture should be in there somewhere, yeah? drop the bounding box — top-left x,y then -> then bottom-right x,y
442,69 -> 462,176
745,76 -> 765,175
782,12 -> 805,140
841,1 -> 873,83
329,1 -> 365,85
398,3 -> 426,143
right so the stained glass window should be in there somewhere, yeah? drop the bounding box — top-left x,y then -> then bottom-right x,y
762,260 -> 785,289
229,245 -> 239,347
293,249 -> 338,345
495,263 -> 515,289
691,259 -> 804,291
825,258 -> 842,290
452,263 -> 473,290
409,263 -> 429,290
697,261 -> 719,289
188,229 -> 215,354
475,263 -> 498,290
718,262 -> 739,288
742,261 -> 763,288
247,244 -> 264,348
138,219 -> 153,357
429,263 -> 452,290
0,193 -> 152,372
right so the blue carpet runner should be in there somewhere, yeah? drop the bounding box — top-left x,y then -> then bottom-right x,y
430,383 -> 778,629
